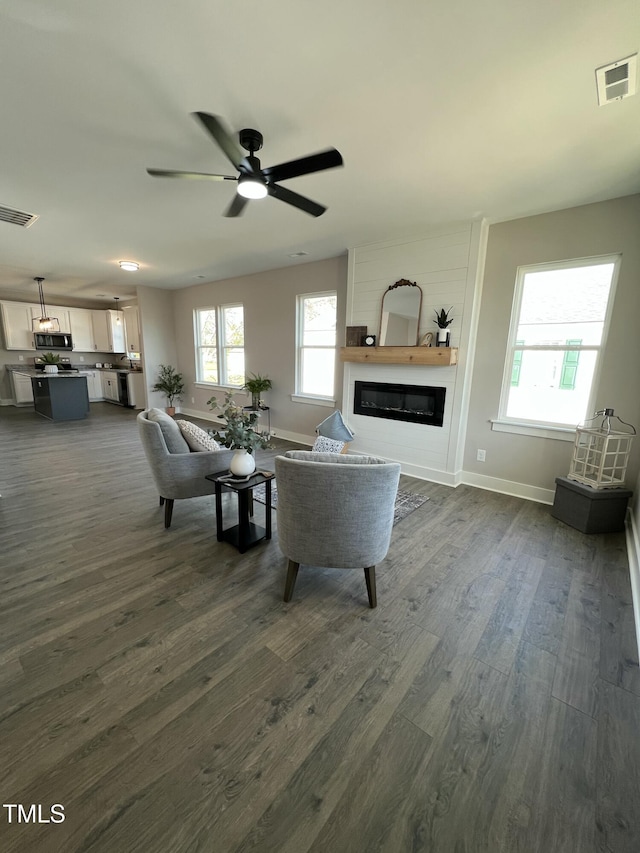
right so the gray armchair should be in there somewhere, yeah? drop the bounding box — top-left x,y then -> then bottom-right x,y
275,450 -> 401,607
137,409 -> 235,528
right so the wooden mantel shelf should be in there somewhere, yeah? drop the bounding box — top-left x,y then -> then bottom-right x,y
339,346 -> 458,366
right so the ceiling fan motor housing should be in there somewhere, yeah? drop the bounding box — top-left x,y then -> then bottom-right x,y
239,128 -> 263,154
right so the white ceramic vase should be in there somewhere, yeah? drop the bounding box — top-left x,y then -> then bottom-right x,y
436,328 -> 450,347
230,449 -> 256,477
44,364 -> 58,374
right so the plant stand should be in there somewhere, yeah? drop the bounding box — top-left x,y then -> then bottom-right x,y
242,405 -> 271,435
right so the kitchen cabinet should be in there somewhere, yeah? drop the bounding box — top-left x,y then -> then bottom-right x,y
32,375 -> 90,421
91,311 -> 110,351
123,305 -> 141,354
11,372 -> 35,404
30,306 -> 71,334
1,302 -> 36,350
69,308 -> 95,352
84,370 -> 103,401
101,370 -> 120,402
127,372 -> 146,408
91,310 -> 125,353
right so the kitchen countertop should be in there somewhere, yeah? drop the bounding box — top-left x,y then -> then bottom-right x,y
11,370 -> 93,378
7,365 -> 143,375
93,367 -> 143,373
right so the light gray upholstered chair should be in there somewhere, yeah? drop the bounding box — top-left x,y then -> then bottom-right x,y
275,450 -> 401,608
137,409 -> 235,528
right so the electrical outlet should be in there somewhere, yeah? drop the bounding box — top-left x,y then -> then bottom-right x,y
79,356 -> 84,361
191,397 -> 195,404
477,449 -> 486,462
18,355 -> 24,361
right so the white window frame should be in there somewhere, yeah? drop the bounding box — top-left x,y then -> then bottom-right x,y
194,303 -> 244,388
493,255 -> 620,439
292,291 -> 337,404
219,303 -> 245,387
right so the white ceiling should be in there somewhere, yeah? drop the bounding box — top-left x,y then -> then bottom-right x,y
0,0 -> 638,304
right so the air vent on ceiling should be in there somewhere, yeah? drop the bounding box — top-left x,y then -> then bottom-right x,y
0,204 -> 39,228
596,54 -> 637,105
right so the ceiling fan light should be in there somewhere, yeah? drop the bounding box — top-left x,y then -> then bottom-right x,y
119,260 -> 139,271
237,177 -> 267,200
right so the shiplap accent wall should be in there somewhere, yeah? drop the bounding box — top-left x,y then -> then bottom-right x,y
343,222 -> 487,484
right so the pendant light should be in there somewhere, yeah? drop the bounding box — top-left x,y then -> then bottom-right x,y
113,296 -> 122,325
33,277 -> 60,332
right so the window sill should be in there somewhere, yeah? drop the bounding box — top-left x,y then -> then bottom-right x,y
491,419 -> 575,441
291,394 -> 336,407
194,382 -> 243,391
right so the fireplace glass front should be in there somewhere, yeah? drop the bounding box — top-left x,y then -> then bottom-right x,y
354,381 -> 446,427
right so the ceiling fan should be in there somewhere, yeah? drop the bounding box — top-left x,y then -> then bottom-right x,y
147,112 -> 343,218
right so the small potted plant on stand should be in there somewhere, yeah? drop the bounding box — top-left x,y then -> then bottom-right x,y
207,391 -> 271,477
243,373 -> 272,410
151,364 -> 185,415
40,352 -> 61,374
434,307 -> 453,347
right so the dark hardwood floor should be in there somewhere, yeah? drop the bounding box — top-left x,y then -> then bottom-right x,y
1,403 -> 638,852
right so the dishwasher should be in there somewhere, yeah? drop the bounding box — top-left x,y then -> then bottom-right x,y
117,372 -> 132,407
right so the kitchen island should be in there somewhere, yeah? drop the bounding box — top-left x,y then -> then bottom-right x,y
31,374 -> 90,421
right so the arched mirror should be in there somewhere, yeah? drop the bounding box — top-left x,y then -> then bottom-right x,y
379,279 -> 423,346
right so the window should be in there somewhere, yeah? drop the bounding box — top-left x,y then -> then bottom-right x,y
194,304 -> 244,386
498,257 -> 618,430
296,292 -> 337,399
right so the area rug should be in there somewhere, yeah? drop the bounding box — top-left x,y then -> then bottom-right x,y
252,482 -> 429,526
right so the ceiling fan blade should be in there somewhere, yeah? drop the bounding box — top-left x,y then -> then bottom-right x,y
147,168 -> 237,181
267,183 -> 326,217
193,112 -> 244,169
223,193 -> 249,218
262,148 -> 343,183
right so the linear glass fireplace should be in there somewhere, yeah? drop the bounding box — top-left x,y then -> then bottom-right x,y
354,380 -> 446,427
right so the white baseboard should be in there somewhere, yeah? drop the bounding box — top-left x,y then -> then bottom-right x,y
0,398 -> 15,406
625,511 -> 640,663
458,470 -> 555,504
177,407 -> 315,449
177,407 -> 222,425
395,462 -> 458,487
179,408 -> 556,503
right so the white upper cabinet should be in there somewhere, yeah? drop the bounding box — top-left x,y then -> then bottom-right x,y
123,305 -> 141,353
108,309 -> 126,353
1,300 -> 127,354
1,302 -> 36,350
91,309 -> 125,353
91,310 -> 111,351
69,308 -> 95,352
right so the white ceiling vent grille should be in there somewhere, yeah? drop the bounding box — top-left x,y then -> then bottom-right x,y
0,204 -> 39,228
596,54 -> 637,105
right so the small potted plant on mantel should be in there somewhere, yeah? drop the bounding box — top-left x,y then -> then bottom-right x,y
207,391 -> 271,477
243,373 -> 272,410
434,307 -> 453,348
40,352 -> 61,374
151,364 -> 185,415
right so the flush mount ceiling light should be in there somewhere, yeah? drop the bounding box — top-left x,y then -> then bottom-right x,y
32,277 -> 60,332
118,260 -> 139,271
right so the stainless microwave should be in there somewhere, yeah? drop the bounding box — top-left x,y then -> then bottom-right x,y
34,332 -> 73,351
